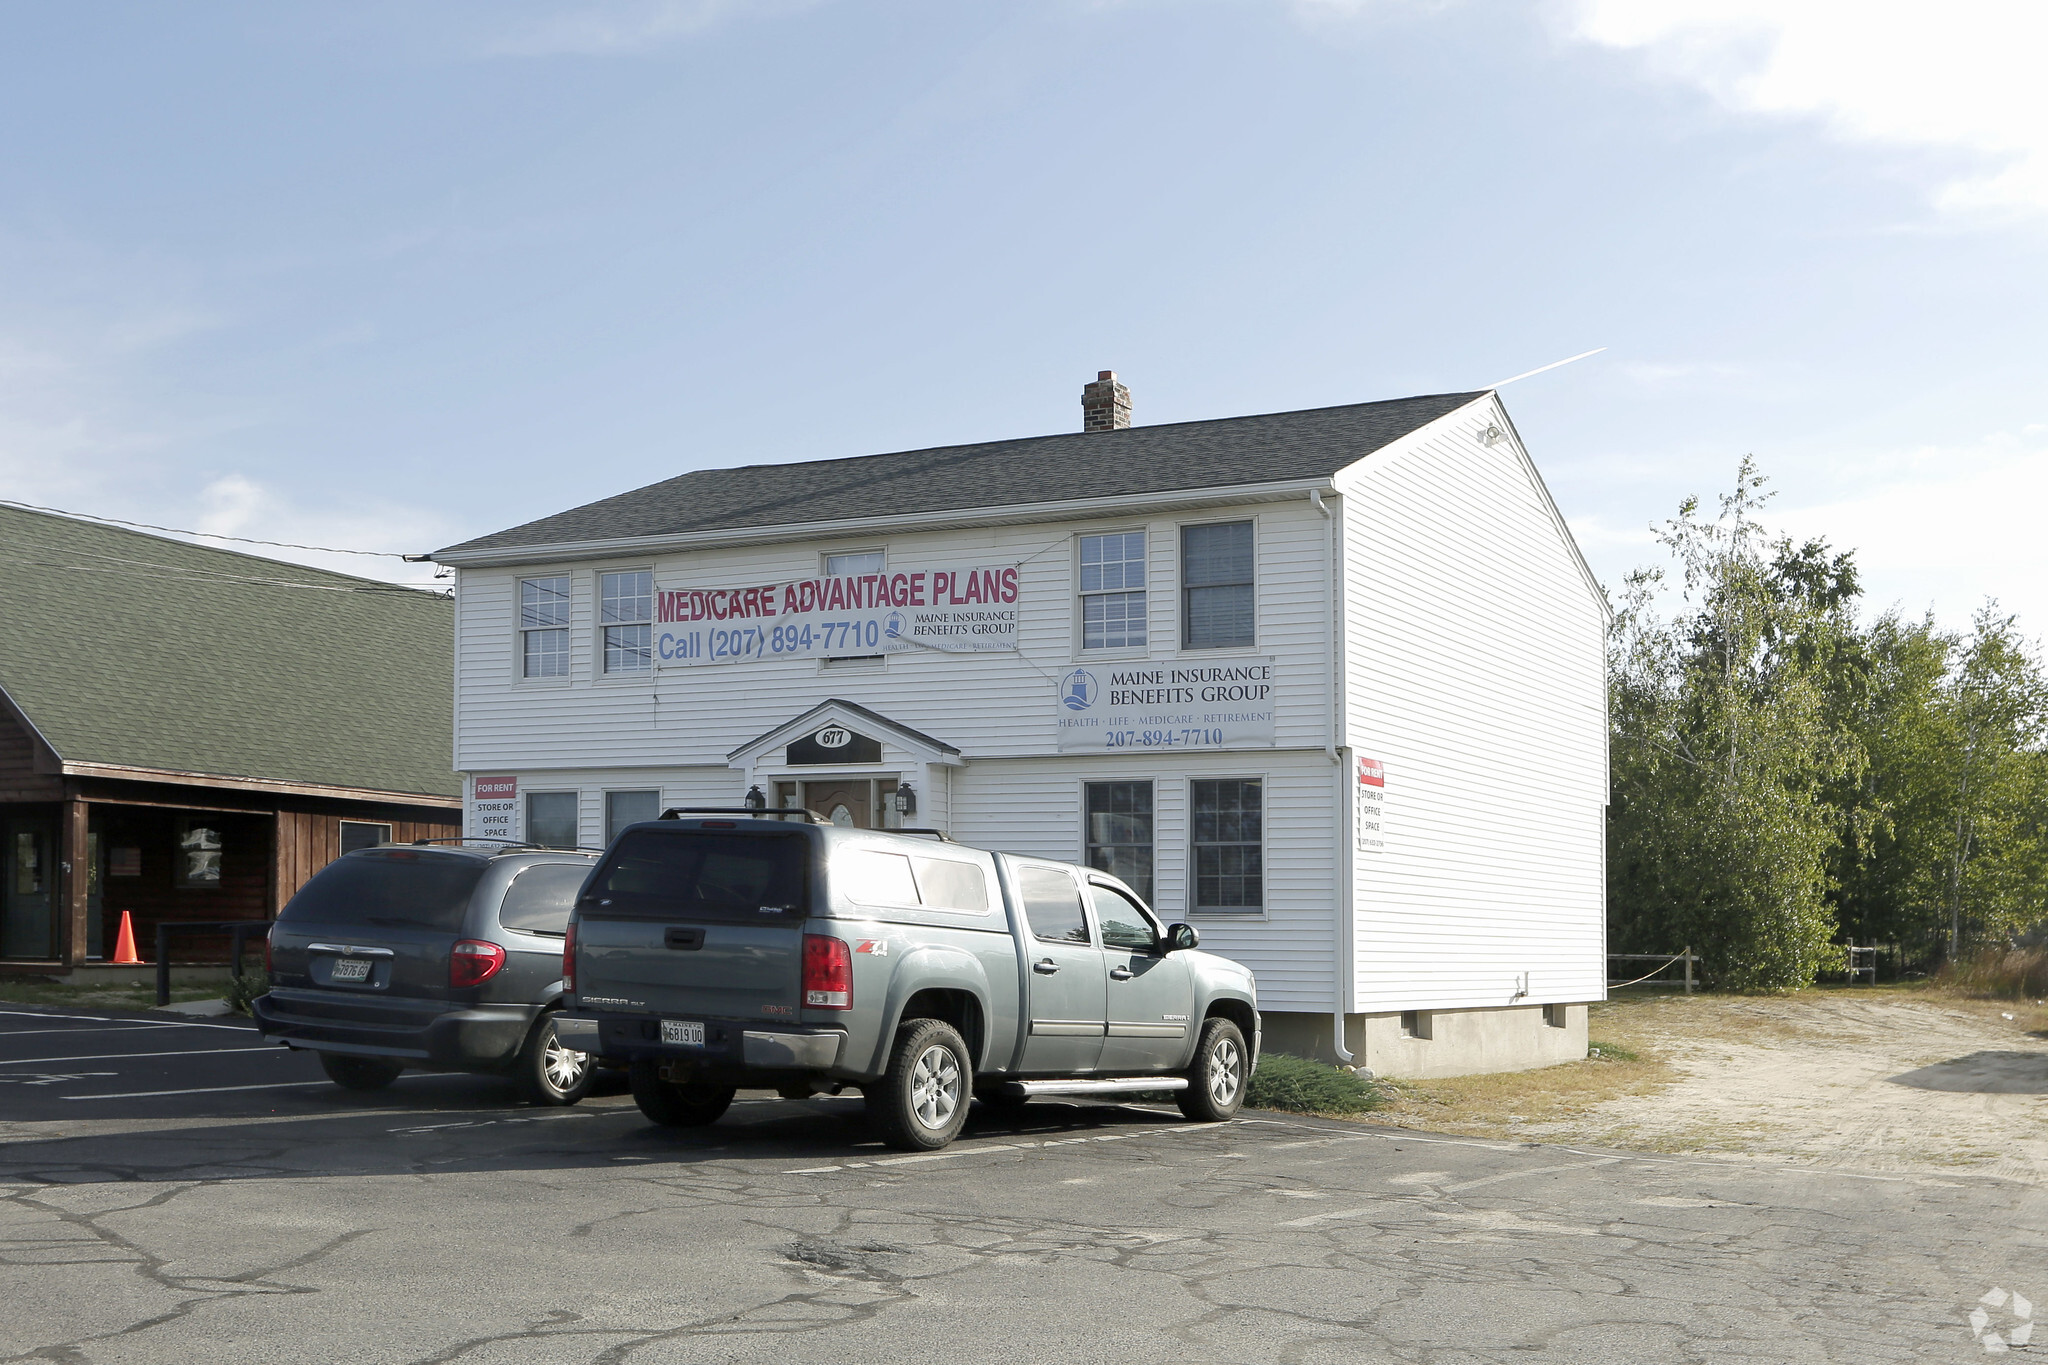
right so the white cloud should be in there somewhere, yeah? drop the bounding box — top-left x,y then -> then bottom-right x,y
1565,0 -> 2048,218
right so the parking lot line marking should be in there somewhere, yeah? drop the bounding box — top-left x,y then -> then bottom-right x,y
786,1123 -> 1224,1174
0,1046 -> 288,1066
1277,1205 -> 1386,1228
61,1080 -> 324,1100
1442,1159 -> 1618,1193
0,1010 -> 253,1031
0,1025 -> 190,1038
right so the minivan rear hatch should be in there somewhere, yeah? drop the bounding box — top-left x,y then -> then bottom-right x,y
573,827 -> 810,1020
271,849 -> 487,1002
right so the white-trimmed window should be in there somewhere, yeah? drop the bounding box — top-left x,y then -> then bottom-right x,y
1181,521 -> 1255,650
605,789 -> 660,841
1080,532 -> 1146,650
1084,780 -> 1154,904
520,576 -> 571,678
1190,778 -> 1262,913
823,550 -> 885,665
601,571 -> 653,674
526,792 -> 579,849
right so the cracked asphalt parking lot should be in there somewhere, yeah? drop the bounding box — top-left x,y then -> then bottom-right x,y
2,1006 -> 2044,1363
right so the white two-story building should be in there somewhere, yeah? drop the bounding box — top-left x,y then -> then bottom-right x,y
433,375 -> 1609,1077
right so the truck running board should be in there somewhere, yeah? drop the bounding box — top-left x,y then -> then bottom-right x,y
1003,1077 -> 1189,1097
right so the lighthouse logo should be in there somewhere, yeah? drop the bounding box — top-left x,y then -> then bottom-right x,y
1061,670 -> 1098,711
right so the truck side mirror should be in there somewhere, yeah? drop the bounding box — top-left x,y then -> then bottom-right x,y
1166,923 -> 1200,953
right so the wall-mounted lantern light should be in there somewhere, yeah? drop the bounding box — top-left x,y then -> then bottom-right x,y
744,785 -> 767,812
892,783 -> 917,817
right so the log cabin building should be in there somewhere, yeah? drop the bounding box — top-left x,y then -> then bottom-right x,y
0,505 -> 461,975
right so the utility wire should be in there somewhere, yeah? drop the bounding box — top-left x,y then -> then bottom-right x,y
0,551 -> 450,598
0,497 -> 421,559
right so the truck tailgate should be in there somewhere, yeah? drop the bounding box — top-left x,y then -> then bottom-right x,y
575,914 -> 801,1020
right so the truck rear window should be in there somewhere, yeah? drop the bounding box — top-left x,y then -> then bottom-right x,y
280,852 -> 487,932
583,830 -> 808,922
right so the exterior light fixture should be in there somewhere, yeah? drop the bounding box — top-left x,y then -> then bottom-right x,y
744,785 -> 767,812
893,783 -> 917,817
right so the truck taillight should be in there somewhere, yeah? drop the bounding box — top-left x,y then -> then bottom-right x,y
802,934 -> 852,1009
562,921 -> 576,993
450,940 -> 506,988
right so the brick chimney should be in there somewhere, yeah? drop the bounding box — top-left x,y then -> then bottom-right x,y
1082,370 -> 1131,432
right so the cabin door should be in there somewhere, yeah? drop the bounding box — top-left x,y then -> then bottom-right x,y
1,817 -> 56,959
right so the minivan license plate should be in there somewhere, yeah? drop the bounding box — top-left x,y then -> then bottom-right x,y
330,958 -> 372,982
660,1020 -> 705,1047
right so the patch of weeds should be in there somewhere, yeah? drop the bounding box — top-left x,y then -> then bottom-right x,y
223,969 -> 270,1016
1246,1052 -> 1382,1115
1587,1040 -> 1640,1062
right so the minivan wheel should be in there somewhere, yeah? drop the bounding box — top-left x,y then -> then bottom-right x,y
869,1018 -> 972,1152
628,1060 -> 735,1128
319,1052 -> 404,1092
514,1012 -> 594,1106
1176,1017 -> 1248,1122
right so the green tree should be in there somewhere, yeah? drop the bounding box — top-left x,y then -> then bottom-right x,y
1608,459 -> 1862,989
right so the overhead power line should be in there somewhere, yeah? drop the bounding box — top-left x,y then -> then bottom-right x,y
0,497 -> 424,559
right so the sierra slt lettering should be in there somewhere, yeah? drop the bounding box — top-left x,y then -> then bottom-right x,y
658,567 -> 1018,624
1107,661 -> 1274,707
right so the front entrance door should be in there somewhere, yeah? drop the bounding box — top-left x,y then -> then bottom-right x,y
1,818 -> 56,960
802,780 -> 871,829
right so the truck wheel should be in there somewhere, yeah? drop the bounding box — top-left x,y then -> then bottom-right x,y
869,1019 -> 972,1151
319,1053 -> 404,1092
514,1012 -> 594,1106
1177,1017 -> 1248,1122
629,1060 -> 734,1128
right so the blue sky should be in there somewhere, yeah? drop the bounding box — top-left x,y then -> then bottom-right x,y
2,1 -> 2042,631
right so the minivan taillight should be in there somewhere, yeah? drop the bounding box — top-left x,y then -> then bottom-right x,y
562,921 -> 576,993
450,940 -> 506,988
802,934 -> 852,1009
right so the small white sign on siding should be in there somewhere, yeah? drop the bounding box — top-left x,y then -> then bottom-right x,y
1054,658 -> 1276,753
1354,756 -> 1385,854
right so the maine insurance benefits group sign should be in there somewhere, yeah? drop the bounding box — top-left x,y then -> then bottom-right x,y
654,565 -> 1019,666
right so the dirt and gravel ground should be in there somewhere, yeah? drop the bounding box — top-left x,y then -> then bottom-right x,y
1373,988 -> 2048,1184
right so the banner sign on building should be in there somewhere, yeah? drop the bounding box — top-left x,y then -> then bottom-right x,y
471,775 -> 517,840
1054,658 -> 1276,753
655,565 -> 1019,667
1354,756 -> 1385,854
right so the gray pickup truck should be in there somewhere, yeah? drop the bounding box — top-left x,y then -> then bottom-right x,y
553,810 -> 1260,1150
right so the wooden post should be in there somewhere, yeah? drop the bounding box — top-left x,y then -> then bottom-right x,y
1683,946 -> 1695,995
58,798 -> 90,969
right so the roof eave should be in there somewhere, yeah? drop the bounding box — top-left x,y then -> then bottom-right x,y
60,761 -> 464,809
432,477 -> 1342,569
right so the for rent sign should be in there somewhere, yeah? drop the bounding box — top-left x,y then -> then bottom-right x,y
470,775 -> 517,840
1054,658 -> 1277,753
654,565 -> 1019,667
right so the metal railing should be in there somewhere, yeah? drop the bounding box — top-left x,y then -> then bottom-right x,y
154,920 -> 269,1007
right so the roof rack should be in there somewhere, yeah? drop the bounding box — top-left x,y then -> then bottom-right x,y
410,837 -> 604,854
659,806 -> 828,824
893,828 -> 953,842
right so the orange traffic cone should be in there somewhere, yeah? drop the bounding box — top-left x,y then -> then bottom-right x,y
112,912 -> 142,965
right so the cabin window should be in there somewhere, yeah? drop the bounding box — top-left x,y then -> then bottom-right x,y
339,821 -> 390,855
1084,781 -> 1154,904
1190,778 -> 1262,913
520,576 -> 571,678
176,820 -> 223,887
1181,520 -> 1255,650
601,571 -> 653,673
1079,532 -> 1146,650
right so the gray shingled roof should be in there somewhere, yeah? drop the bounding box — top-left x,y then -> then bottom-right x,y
0,506 -> 460,799
440,391 -> 1486,554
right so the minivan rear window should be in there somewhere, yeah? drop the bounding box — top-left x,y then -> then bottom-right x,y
497,863 -> 590,937
280,851 -> 487,932
583,830 -> 808,922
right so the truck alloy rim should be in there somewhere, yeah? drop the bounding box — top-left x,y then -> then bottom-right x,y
910,1043 -> 963,1129
1208,1036 -> 1243,1106
544,1034 -> 590,1091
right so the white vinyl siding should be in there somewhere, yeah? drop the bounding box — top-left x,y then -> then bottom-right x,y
1336,397 -> 1608,1012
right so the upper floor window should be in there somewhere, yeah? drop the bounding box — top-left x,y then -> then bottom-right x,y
1182,521 -> 1255,650
1080,532 -> 1146,650
824,550 -> 885,665
520,576 -> 571,678
601,571 -> 653,674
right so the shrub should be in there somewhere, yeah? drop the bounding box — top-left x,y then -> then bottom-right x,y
223,969 -> 269,1016
1938,947 -> 2048,1000
1245,1052 -> 1382,1115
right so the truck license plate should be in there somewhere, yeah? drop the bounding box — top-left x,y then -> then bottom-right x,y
661,1020 -> 705,1047
330,958 -> 372,982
